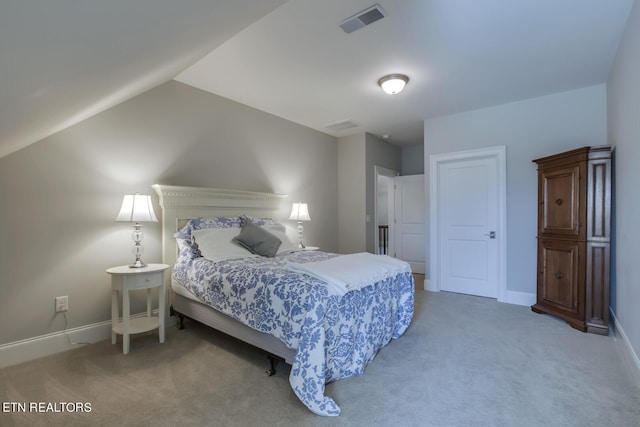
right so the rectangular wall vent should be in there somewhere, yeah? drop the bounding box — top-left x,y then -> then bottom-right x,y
326,120 -> 359,132
339,4 -> 385,34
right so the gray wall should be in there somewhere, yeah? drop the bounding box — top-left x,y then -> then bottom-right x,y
607,0 -> 640,368
402,144 -> 425,175
337,133 -> 366,254
0,81 -> 339,345
337,132 -> 401,254
424,84 -> 607,296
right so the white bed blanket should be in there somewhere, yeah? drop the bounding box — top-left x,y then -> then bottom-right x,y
287,252 -> 411,296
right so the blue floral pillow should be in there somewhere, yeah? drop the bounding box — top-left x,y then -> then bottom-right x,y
240,215 -> 285,232
174,215 -> 286,258
174,216 -> 243,257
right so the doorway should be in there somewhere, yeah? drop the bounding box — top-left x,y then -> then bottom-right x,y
374,166 -> 398,256
429,146 -> 507,301
374,167 -> 426,275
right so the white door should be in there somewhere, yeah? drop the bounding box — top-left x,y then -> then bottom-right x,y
431,149 -> 506,300
394,175 -> 425,274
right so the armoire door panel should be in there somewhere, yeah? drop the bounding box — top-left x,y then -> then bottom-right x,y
585,242 -> 610,331
586,158 -> 611,241
538,240 -> 583,316
539,165 -> 581,237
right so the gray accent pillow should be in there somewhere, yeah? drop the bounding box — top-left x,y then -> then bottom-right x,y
232,220 -> 282,257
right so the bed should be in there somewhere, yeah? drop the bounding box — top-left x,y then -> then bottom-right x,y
152,184 -> 415,416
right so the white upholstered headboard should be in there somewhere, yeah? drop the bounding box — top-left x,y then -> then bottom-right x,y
151,184 -> 287,280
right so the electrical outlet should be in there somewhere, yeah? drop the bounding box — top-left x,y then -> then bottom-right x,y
55,296 -> 68,313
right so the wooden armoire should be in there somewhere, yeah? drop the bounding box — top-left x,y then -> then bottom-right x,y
531,146 -> 611,335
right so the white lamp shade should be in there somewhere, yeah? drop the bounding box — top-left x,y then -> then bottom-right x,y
288,202 -> 311,221
116,194 -> 158,222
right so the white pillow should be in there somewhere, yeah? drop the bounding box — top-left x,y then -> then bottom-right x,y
192,228 -> 258,262
262,226 -> 299,255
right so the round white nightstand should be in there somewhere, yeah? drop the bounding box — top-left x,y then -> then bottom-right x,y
106,263 -> 169,354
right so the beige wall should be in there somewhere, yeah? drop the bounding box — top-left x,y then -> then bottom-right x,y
0,81 -> 338,345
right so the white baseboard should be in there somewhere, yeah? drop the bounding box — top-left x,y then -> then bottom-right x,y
0,310 -> 174,369
424,279 -> 437,292
0,320 -> 111,369
610,309 -> 640,387
423,279 -> 535,307
504,290 -> 536,307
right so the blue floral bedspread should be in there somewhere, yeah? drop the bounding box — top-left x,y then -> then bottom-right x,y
172,250 -> 415,416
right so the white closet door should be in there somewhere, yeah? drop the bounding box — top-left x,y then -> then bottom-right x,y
439,157 -> 498,298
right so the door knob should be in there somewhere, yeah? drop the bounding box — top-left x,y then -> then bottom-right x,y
484,231 -> 496,239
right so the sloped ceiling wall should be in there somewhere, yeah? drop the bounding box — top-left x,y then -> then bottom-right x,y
0,0 -> 286,158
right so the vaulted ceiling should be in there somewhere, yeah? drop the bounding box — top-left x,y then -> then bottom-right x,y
0,0 -> 286,158
0,0 -> 633,157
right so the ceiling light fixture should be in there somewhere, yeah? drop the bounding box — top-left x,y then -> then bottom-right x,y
378,74 -> 409,95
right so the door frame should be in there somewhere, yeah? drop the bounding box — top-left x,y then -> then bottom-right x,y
428,146 -> 507,302
394,174 -> 426,274
374,165 -> 399,255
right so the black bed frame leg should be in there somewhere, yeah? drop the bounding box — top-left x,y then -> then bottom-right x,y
169,305 -> 185,330
177,314 -> 185,330
266,355 -> 278,376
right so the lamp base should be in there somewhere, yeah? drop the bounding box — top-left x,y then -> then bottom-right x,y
129,222 -> 147,268
129,259 -> 147,268
296,222 -> 306,249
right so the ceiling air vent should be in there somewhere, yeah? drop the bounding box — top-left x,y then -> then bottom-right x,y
339,4 -> 386,34
326,120 -> 359,132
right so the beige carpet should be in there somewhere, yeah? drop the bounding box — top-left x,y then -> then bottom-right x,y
1,289 -> 639,427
